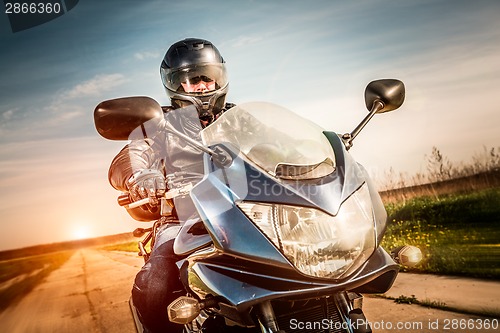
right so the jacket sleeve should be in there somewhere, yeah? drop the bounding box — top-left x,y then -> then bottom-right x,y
107,138 -> 160,191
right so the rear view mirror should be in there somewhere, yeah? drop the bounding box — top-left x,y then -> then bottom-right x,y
342,79 -> 405,149
94,96 -> 163,140
365,79 -> 405,114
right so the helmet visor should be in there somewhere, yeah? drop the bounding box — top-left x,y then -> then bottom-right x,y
161,63 -> 228,96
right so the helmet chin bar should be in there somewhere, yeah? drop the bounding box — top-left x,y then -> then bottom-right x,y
166,84 -> 228,124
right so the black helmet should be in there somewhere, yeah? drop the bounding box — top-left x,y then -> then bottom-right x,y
160,38 -> 228,123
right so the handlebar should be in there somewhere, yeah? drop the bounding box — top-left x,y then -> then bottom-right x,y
117,193 -> 132,206
117,183 -> 194,209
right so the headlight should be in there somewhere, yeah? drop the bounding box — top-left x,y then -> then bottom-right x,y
236,183 -> 376,279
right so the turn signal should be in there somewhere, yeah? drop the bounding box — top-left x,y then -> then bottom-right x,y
167,296 -> 201,324
391,245 -> 422,267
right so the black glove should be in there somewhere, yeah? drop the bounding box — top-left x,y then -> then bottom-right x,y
126,169 -> 166,209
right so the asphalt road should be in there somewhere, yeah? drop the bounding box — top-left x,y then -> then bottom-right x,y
0,249 -> 497,333
0,249 -> 142,333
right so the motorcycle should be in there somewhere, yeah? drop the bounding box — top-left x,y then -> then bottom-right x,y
94,79 -> 422,333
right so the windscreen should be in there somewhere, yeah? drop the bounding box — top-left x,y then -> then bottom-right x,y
201,102 -> 336,179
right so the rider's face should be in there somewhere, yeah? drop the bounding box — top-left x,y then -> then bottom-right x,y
181,76 -> 216,93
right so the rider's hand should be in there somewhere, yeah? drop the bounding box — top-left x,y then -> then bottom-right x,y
126,169 -> 166,210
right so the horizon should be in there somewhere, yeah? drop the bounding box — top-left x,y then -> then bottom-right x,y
0,231 -> 135,261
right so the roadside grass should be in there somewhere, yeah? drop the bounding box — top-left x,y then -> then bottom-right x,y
100,240 -> 152,255
101,241 -> 140,253
381,188 -> 500,279
0,251 -> 74,311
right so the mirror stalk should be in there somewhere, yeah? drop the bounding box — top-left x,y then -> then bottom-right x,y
342,100 -> 384,150
163,122 -> 215,156
163,122 -> 232,167
94,96 -> 233,167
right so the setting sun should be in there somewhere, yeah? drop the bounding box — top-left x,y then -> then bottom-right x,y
71,223 -> 92,240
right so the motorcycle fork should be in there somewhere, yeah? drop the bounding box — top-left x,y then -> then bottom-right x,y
137,231 -> 152,262
257,301 -> 285,333
136,219 -> 167,262
257,293 -> 370,333
336,292 -> 372,333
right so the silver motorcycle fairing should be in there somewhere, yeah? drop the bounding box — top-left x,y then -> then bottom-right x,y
169,103 -> 399,329
178,135 -> 398,312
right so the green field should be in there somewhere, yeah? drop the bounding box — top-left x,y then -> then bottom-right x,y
381,188 -> 500,279
101,242 -> 141,253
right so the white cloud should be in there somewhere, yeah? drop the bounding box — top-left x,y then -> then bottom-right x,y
228,35 -> 264,48
134,51 -> 160,61
46,109 -> 86,126
41,73 -> 129,125
1,108 -> 17,121
60,73 -> 128,100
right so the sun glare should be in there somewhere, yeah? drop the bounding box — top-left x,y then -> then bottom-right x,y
72,224 -> 91,240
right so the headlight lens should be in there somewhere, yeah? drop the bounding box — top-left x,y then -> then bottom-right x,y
236,184 -> 375,279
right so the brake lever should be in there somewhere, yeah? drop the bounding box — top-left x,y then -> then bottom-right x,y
123,183 -> 194,210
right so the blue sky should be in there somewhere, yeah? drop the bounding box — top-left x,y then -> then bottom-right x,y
0,0 -> 499,250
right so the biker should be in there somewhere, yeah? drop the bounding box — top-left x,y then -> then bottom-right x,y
108,38 -> 233,333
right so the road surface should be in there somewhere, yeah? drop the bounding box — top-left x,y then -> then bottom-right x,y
0,249 -> 498,332
0,249 -> 141,333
